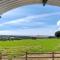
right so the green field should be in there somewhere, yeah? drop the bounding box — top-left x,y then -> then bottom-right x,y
0,38 -> 60,56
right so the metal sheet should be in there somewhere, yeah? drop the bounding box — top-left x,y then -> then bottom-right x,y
0,0 -> 60,14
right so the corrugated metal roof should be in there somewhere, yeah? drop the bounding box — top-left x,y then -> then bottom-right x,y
0,0 -> 60,14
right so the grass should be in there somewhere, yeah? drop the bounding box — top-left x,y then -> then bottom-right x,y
0,38 -> 60,56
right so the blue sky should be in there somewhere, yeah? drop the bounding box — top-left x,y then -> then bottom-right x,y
0,4 -> 60,36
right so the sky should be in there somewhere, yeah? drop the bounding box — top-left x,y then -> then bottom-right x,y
0,4 -> 60,36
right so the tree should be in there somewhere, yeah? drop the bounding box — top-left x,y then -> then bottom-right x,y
32,37 -> 37,40
0,16 -> 1,18
55,31 -> 60,38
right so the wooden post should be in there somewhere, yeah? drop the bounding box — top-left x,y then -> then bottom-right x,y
52,52 -> 54,60
26,52 -> 27,60
0,53 -> 2,60
8,55 -> 12,60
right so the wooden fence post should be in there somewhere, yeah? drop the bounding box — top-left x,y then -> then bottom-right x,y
8,55 -> 12,60
52,52 -> 54,60
26,52 -> 27,60
0,53 -> 2,60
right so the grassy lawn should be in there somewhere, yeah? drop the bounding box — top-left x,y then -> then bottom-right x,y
0,38 -> 60,56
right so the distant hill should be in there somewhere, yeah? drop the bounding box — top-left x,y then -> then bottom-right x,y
0,35 -> 55,40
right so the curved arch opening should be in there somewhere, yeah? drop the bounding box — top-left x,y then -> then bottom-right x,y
0,0 -> 60,14
0,4 -> 60,36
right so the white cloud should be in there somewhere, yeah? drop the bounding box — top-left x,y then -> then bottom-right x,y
0,12 -> 60,26
57,20 -> 60,26
0,27 -> 56,36
57,20 -> 60,30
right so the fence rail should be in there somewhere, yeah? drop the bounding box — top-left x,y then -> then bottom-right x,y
0,52 -> 60,60
25,52 -> 60,60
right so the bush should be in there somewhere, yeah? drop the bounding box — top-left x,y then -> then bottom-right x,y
55,31 -> 60,38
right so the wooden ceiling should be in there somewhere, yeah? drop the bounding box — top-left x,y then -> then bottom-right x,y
0,0 -> 60,14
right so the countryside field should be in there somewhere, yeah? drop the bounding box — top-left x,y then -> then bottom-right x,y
0,38 -> 60,56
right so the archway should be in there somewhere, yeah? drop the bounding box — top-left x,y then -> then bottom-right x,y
0,0 -> 60,14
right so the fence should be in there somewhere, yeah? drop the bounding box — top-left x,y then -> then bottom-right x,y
0,52 -> 60,60
25,52 -> 60,60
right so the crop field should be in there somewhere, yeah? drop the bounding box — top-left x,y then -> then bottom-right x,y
0,38 -> 60,56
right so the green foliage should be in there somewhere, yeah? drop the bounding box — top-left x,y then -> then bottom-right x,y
55,31 -> 60,38
0,38 -> 60,56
